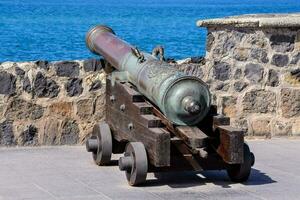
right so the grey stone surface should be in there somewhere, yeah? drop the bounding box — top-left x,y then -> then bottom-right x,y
197,13 -> 300,28
233,81 -> 248,92
220,96 -> 237,118
213,37 -> 237,58
291,68 -> 300,81
243,90 -> 276,113
94,95 -> 106,121
213,62 -> 231,81
35,60 -> 49,70
271,120 -> 292,136
249,118 -> 271,137
244,63 -> 264,83
65,78 -> 83,97
15,67 -> 25,78
18,125 -> 38,146
245,33 -> 268,49
177,63 -> 204,78
231,117 -> 248,133
5,98 -> 44,121
34,72 -> 60,98
0,140 -> 300,200
271,54 -> 289,67
270,34 -> 295,52
0,120 -> 14,145
233,68 -> 242,79
89,80 -> 102,91
22,76 -> 32,93
60,119 -> 79,145
55,61 -> 80,77
234,47 -> 249,61
206,32 -> 214,52
292,120 -> 300,135
191,56 -> 205,64
76,98 -> 95,120
280,88 -> 300,118
250,49 -> 269,63
41,119 -> 61,145
266,69 -> 279,87
0,71 -> 16,95
214,82 -> 229,91
291,52 -> 300,64
83,59 -> 103,72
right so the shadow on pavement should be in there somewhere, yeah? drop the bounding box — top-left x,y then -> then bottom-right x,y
143,168 -> 275,188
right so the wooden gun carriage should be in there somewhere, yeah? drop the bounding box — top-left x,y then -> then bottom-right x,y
86,77 -> 255,186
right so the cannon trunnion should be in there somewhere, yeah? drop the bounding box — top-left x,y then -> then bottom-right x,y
85,25 -> 255,186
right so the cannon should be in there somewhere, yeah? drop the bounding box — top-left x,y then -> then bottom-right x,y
85,25 -> 255,186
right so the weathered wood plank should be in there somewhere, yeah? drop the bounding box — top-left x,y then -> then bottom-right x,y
132,102 -> 153,115
216,125 -> 244,164
175,126 -> 208,148
141,115 -> 164,128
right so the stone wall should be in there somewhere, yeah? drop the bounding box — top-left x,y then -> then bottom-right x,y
197,14 -> 300,137
0,60 -> 106,146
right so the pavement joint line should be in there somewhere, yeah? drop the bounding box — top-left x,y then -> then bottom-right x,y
234,185 -> 269,200
33,183 -> 58,200
240,188 -> 270,200
55,194 -> 112,199
138,185 -> 166,200
64,174 -> 113,200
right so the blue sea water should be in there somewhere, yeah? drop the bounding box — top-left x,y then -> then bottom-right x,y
0,0 -> 300,62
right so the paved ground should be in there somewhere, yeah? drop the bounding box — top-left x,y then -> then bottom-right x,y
0,139 -> 300,200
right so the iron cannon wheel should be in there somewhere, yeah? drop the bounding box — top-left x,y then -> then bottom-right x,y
227,143 -> 255,182
89,122 -> 112,166
119,142 -> 148,186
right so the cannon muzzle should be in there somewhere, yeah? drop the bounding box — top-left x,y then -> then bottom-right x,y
86,25 -> 211,125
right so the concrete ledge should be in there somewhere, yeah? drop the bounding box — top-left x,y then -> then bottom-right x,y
197,13 -> 300,28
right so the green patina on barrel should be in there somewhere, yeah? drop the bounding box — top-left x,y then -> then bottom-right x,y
86,25 -> 211,125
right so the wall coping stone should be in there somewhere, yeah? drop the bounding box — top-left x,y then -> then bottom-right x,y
197,13 -> 300,28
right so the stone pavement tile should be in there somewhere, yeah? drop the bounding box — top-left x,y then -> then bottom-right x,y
57,195 -> 111,200
25,175 -> 107,199
150,189 -> 261,200
0,185 -> 54,200
88,182 -> 164,200
0,174 -> 25,187
1,140 -> 300,200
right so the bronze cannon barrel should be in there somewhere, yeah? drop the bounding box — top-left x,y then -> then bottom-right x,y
86,25 -> 211,125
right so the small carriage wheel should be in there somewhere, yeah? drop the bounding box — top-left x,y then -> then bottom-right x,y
118,142 -> 148,186
86,122 -> 112,166
227,143 -> 255,182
